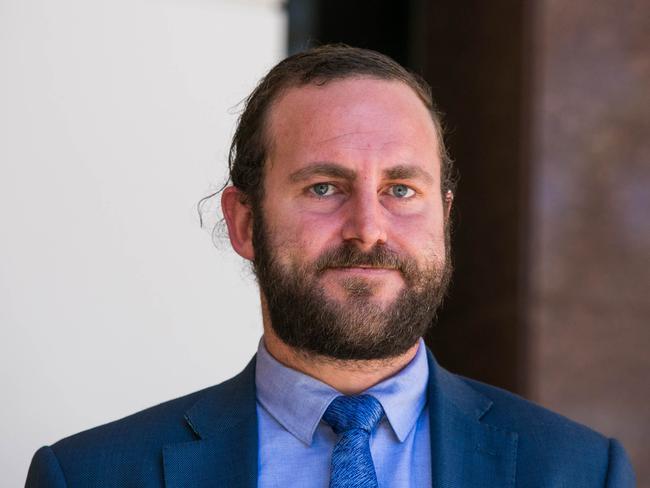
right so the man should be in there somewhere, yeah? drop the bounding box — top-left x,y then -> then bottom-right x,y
26,45 -> 635,487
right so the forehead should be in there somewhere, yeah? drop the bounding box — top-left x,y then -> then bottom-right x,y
265,78 -> 441,176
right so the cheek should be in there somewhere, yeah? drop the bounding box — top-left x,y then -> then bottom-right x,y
270,210 -> 342,262
387,211 -> 446,257
388,208 -> 443,237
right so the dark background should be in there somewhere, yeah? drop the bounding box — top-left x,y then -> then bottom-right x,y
287,0 -> 649,483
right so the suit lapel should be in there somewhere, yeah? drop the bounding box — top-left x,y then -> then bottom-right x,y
163,357 -> 258,488
426,350 -> 518,488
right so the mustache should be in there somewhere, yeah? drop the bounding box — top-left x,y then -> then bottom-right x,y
313,244 -> 418,278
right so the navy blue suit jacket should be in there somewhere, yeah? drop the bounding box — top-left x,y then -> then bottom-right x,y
26,350 -> 636,487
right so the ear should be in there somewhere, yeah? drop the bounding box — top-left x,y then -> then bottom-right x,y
221,186 -> 255,261
444,190 -> 454,220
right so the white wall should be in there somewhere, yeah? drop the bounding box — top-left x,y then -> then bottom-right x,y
0,0 -> 285,484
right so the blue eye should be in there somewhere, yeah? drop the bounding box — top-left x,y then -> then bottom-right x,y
390,184 -> 415,198
311,183 -> 334,197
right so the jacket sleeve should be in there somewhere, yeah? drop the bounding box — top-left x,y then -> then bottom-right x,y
25,446 -> 68,488
605,438 -> 636,487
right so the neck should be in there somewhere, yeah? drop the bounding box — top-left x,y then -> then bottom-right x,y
261,324 -> 421,395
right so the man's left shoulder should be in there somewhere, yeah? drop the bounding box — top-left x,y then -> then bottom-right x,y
463,376 -> 604,439
459,375 -> 636,486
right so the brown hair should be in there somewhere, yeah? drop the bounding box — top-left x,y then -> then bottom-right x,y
227,44 -> 455,211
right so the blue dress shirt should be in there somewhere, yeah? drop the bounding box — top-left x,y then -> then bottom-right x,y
255,338 -> 431,488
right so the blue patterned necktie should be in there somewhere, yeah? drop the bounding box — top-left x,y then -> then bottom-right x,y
322,394 -> 385,488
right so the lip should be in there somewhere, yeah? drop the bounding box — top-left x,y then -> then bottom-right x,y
325,266 -> 397,276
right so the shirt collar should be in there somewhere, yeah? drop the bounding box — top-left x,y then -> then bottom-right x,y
255,337 -> 429,445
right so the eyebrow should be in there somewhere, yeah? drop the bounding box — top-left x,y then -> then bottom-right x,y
289,163 -> 356,183
288,162 -> 434,184
383,165 -> 434,184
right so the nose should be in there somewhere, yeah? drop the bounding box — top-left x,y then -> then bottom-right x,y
341,192 -> 388,250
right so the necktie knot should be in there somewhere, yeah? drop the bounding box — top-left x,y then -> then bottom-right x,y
322,395 -> 384,487
323,394 -> 384,435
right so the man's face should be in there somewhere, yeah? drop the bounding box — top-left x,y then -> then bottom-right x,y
253,77 -> 450,360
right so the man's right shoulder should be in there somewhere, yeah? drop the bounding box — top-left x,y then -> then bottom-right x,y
26,358 -> 258,487
57,383 -> 212,450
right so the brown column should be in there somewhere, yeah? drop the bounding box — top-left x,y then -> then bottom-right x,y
415,0 -> 531,395
527,1 -> 650,483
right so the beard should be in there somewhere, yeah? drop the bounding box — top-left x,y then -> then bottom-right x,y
252,210 -> 452,361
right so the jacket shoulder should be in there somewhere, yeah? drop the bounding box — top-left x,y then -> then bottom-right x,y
29,360 -> 256,487
458,375 -> 635,486
462,376 -> 606,440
